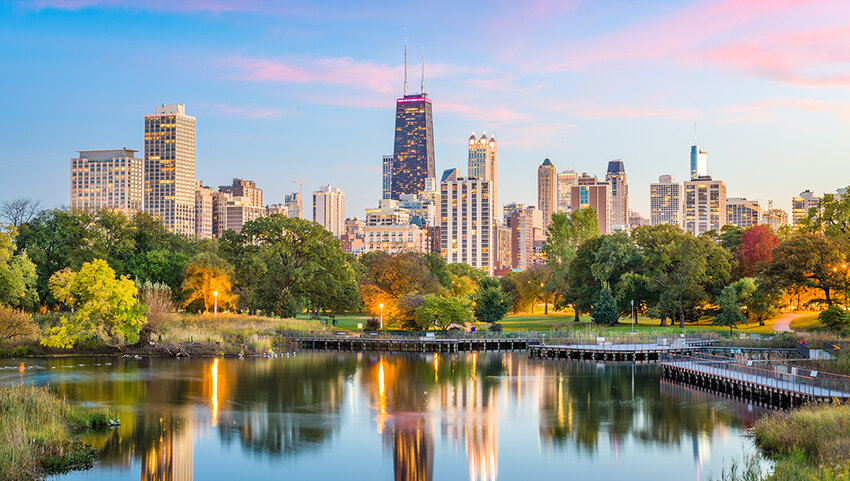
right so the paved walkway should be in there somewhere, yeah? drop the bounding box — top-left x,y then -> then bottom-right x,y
772,312 -> 807,333
664,360 -> 850,399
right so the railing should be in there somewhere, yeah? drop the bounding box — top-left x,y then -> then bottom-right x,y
661,351 -> 850,398
277,330 -> 540,340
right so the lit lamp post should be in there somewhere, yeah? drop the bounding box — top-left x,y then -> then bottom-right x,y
213,291 -> 219,316
379,303 -> 384,330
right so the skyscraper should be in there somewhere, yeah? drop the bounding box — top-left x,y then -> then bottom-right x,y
440,176 -> 493,274
605,160 -> 628,228
537,158 -> 557,227
468,132 -> 498,219
690,145 -> 708,180
313,185 -> 345,237
390,45 -> 435,200
70,149 -> 143,216
650,175 -> 683,227
683,176 -> 727,235
382,155 -> 393,200
144,104 -> 196,236
557,170 -> 578,214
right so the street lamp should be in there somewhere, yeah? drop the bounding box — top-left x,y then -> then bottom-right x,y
379,303 -> 384,330
213,291 -> 219,316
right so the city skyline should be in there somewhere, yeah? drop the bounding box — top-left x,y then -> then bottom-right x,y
3,1 -> 850,218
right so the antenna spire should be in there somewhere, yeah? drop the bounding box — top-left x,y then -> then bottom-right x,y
421,46 -> 425,94
694,122 -> 697,145
403,35 -> 408,96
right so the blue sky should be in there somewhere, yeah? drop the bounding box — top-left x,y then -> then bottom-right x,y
2,0 -> 850,217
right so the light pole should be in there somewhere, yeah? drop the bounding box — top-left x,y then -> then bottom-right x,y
214,291 -> 219,316
379,303 -> 384,330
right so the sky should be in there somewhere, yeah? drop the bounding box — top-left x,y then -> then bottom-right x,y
2,0 -> 850,218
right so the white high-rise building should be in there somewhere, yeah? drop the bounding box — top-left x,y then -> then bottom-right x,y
727,197 -> 763,229
440,176 -> 494,274
792,190 -> 821,225
313,185 -> 345,237
144,104 -> 196,236
468,133 -> 498,220
683,176 -> 727,235
690,145 -> 708,180
650,175 -> 683,227
70,149 -> 143,216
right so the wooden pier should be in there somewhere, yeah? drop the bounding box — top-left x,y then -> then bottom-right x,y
661,353 -> 850,407
290,336 -> 540,353
529,341 -> 700,361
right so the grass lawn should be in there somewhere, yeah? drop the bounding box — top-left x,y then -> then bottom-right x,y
789,314 -> 823,332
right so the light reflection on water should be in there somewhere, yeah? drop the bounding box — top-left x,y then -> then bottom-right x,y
0,353 -> 769,481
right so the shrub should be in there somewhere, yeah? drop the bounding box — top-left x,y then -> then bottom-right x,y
818,305 -> 848,331
0,304 -> 38,343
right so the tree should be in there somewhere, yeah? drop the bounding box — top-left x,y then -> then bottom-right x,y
735,277 -> 782,326
713,285 -> 745,334
736,225 -> 778,278
473,285 -> 512,324
818,305 -> 848,331
222,216 -> 359,318
0,198 -> 41,227
42,259 -> 145,348
414,295 -> 473,330
544,209 -> 599,317
182,253 -> 236,313
718,225 -> 745,254
761,233 -> 846,308
126,248 -> 191,296
357,251 -> 441,325
0,304 -> 38,342
800,186 -> 850,239
592,285 -> 618,325
0,230 -> 39,310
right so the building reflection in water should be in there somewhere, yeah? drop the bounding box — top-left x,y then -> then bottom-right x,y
210,358 -> 219,427
139,412 -> 193,481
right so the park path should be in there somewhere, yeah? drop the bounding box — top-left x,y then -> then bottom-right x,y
772,312 -> 806,333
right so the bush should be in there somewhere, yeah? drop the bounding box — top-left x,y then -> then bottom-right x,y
592,286 -> 618,325
0,304 -> 38,343
489,323 -> 503,332
818,305 -> 848,331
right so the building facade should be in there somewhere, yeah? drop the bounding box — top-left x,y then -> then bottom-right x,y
570,174 -> 612,234
440,177 -> 494,274
382,155 -> 393,200
390,85 -> 435,200
537,158 -> 557,227
211,191 -> 231,238
225,197 -> 265,234
218,178 -> 262,207
683,177 -> 727,235
650,175 -> 683,227
194,181 -> 214,239
283,192 -> 303,219
690,145 -> 708,180
792,190 -> 821,225
70,149 -> 143,216
313,185 -> 345,237
726,197 -> 762,229
605,160 -> 628,229
468,133 -> 498,220
509,207 -> 537,270
502,202 -> 526,224
363,224 -> 428,254
144,104 -> 196,236
764,207 -> 789,229
557,170 -> 578,214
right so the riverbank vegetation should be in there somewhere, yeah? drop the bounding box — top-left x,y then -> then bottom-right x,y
0,386 -> 112,480
2,185 -> 850,354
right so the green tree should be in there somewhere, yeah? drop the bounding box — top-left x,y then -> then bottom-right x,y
713,284 -> 745,334
592,285 -> 618,325
0,304 -> 38,343
818,305 -> 848,331
221,216 -> 359,318
800,186 -> 850,238
544,209 -> 599,317
415,295 -> 473,330
42,259 -> 145,348
0,229 -> 39,310
718,224 -> 745,255
761,233 -> 846,308
126,248 -> 191,296
473,285 -> 511,324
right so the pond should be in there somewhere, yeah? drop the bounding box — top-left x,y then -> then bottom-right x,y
1,353 -> 768,480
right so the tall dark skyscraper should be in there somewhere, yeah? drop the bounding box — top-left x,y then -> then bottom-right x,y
390,44 -> 435,200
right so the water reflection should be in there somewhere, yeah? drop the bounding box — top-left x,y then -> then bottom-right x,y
0,353 -> 768,481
